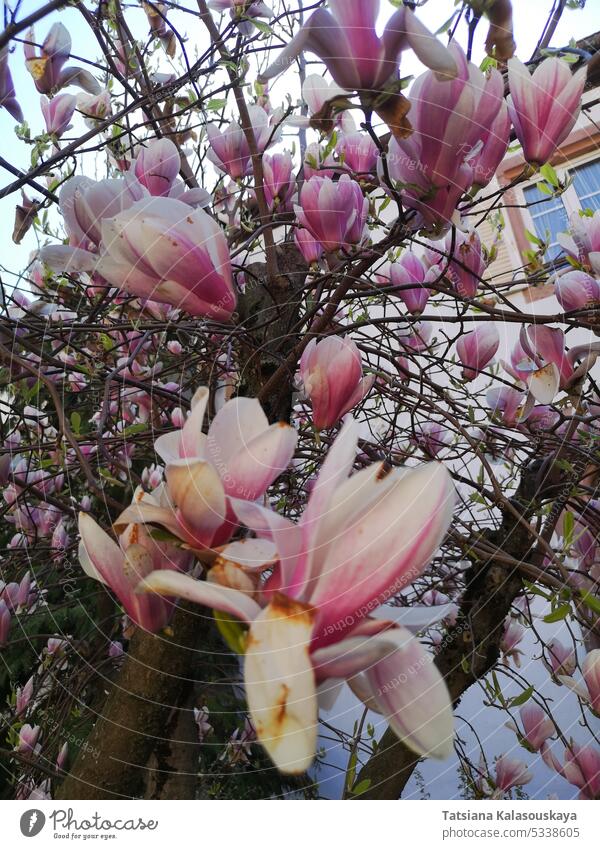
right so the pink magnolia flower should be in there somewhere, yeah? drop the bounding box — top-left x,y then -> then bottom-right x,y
295,175 -> 368,253
389,252 -> 431,315
16,676 -> 34,716
412,422 -> 452,458
294,228 -> 323,266
554,270 -> 600,312
337,132 -> 379,176
262,152 -> 295,211
117,386 -> 297,549
139,417 -> 456,774
440,229 -> 486,299
40,92 -> 76,137
0,599 -> 11,646
558,211 -> 600,276
518,704 -> 554,751
17,724 -> 41,755
78,504 -> 191,631
77,89 -> 111,127
301,74 -> 350,117
561,743 -> 600,800
507,56 -> 586,166
583,650 -> 600,713
259,0 -> 457,94
500,618 -> 525,666
303,142 -> 337,181
456,323 -> 500,381
57,742 -> 68,772
206,105 -> 275,180
24,23 -> 101,95
42,195 -> 237,320
134,138 -> 181,197
385,43 -> 503,232
493,754 -> 533,794
208,0 -> 273,35
503,325 -> 576,406
299,336 -> 374,430
0,47 -> 24,122
470,100 -> 511,191
291,74 -> 354,133
545,638 -> 577,677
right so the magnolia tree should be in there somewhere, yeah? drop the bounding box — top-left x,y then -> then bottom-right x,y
0,0 -> 599,802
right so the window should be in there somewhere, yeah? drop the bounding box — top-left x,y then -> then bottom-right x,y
522,183 -> 568,263
571,159 -> 600,213
522,157 -> 600,267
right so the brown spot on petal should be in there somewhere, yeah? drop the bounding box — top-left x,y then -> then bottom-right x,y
376,462 -> 392,482
271,592 -> 314,623
276,683 -> 290,725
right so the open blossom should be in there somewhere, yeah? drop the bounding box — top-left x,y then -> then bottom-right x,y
385,43 -> 504,232
507,57 -> 586,166
563,744 -> 600,800
558,211 -> 600,275
303,142 -> 337,181
389,252 -> 432,315
503,326 -> 600,408
337,132 -> 379,176
295,175 -> 368,253
24,23 -> 101,95
208,0 -> 273,34
545,638 -> 576,677
0,47 -> 24,122
516,704 -> 554,752
456,324 -> 500,381
412,422 -> 452,458
41,195 -> 236,320
259,0 -> 457,94
40,93 -> 76,137
554,270 -> 600,312
493,755 -> 533,795
77,89 -> 111,127
139,417 -> 456,774
78,505 -> 191,631
116,386 -> 297,549
299,336 -> 375,430
291,74 -> 354,133
206,105 -> 276,180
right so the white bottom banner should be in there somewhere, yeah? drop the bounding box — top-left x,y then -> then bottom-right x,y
2,800 -> 598,848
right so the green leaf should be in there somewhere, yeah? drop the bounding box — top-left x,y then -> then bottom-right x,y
543,603 -> 571,623
563,510 -> 574,547
214,610 -> 247,655
206,98 -> 227,112
508,685 -> 535,708
525,228 -> 543,246
70,411 -> 81,434
540,163 -> 560,188
581,591 -> 600,616
122,423 -> 147,436
351,779 -> 372,796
